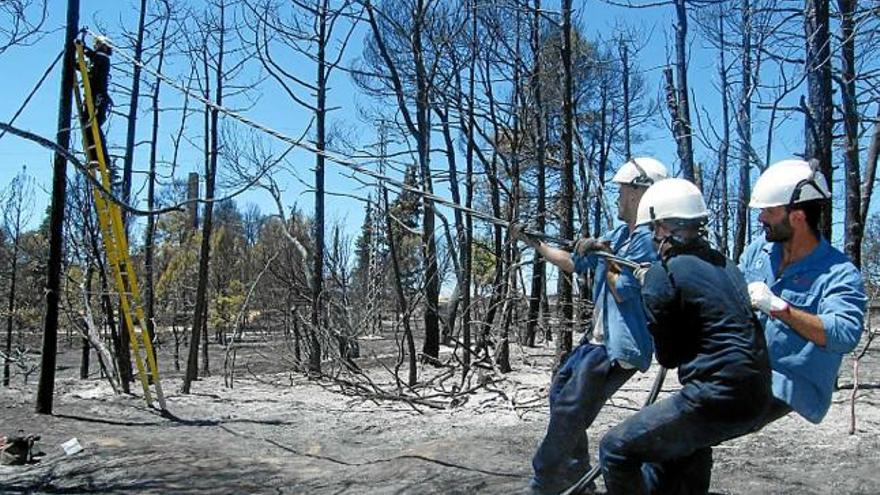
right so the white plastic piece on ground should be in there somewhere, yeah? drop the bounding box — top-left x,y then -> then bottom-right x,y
61,438 -> 83,456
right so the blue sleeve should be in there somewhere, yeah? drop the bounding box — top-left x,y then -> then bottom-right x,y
817,265 -> 866,354
571,230 -> 618,275
614,228 -> 658,301
572,251 -> 597,275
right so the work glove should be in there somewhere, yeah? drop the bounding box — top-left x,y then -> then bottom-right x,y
573,237 -> 611,257
509,223 -> 541,250
747,281 -> 789,315
633,265 -> 650,285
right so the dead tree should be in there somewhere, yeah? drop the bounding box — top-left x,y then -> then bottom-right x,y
557,0 -> 575,364
524,0 -> 547,348
837,0 -> 859,266
120,0 -> 147,217
144,0 -> 176,359
183,0 -> 228,393
248,0 -> 360,373
0,0 -> 48,55
363,0 -> 442,364
36,0 -> 79,415
671,0 -> 695,182
862,111 -> 880,230
712,3 -> 733,255
733,0 -> 753,260
804,0 -> 833,239
2,169 -> 34,387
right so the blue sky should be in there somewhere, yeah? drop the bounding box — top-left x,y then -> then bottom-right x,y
0,0 -> 856,249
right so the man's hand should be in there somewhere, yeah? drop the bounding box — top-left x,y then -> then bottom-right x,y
510,223 -> 541,250
605,259 -> 622,275
747,281 -> 789,315
573,237 -> 611,256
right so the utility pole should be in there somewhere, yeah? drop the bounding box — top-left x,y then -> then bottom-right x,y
36,0 -> 80,414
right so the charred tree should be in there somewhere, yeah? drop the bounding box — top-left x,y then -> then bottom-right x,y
557,0 -> 575,364
524,0 -> 546,348
36,0 -> 79,415
804,0 -> 833,239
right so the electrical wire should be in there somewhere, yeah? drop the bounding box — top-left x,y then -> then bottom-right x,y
0,49 -> 64,142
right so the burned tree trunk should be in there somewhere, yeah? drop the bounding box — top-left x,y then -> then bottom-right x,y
524,0 -> 547,348
838,0 -> 861,267
672,0 -> 695,182
36,0 -> 79,415
804,0 -> 833,239
557,0 -> 575,364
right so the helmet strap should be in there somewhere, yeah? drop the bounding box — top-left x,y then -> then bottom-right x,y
788,169 -> 829,206
629,160 -> 652,187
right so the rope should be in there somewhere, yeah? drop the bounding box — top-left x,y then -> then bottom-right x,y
0,49 -> 64,142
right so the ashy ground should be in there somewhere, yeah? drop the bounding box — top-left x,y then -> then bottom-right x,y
1,335 -> 878,494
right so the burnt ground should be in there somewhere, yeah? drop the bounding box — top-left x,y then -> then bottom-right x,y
1,329 -> 879,495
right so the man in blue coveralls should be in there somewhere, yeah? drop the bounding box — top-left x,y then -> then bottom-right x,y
513,157 -> 668,494
599,178 -> 772,494
740,159 -> 866,426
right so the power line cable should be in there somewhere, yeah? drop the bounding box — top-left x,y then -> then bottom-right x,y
0,49 -> 64,142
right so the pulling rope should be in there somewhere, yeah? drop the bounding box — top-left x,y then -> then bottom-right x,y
0,49 -> 64,142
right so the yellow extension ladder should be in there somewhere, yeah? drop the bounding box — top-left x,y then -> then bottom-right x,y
72,42 -> 166,411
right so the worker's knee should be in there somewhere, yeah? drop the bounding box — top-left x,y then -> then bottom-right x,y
598,428 -> 629,464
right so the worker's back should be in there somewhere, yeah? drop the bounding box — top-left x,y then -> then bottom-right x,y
641,239 -> 772,420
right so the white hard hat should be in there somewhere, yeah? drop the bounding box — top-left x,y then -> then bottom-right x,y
749,159 -> 830,208
636,178 -> 708,225
611,157 -> 669,188
94,35 -> 111,46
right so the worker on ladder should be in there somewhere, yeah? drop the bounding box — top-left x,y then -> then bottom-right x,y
79,35 -> 113,127
75,34 -> 112,163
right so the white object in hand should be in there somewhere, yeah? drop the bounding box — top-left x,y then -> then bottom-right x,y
747,281 -> 789,314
